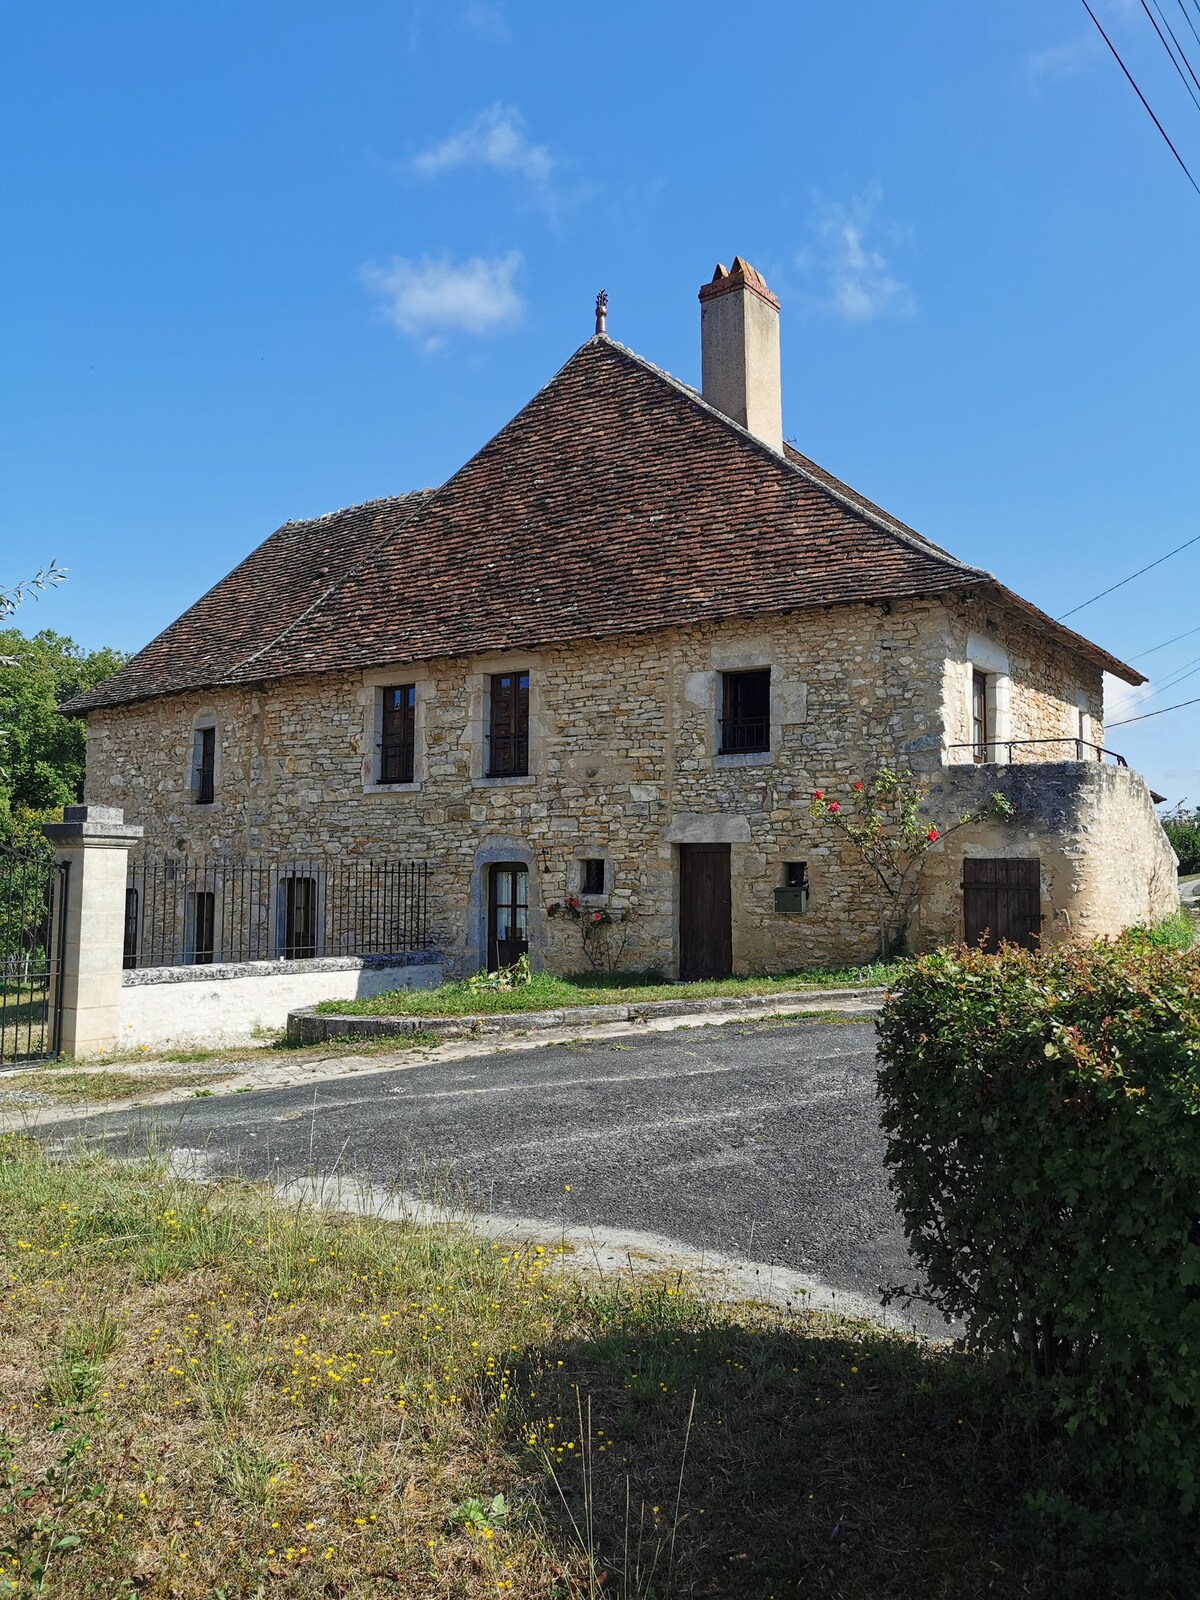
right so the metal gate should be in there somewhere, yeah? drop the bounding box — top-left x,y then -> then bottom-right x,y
0,844 -> 69,1063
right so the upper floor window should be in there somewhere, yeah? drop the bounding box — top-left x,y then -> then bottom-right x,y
488,671 -> 529,777
720,669 -> 770,754
380,685 -> 416,784
971,669 -> 991,763
194,726 -> 216,804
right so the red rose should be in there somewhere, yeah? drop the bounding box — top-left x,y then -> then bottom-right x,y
926,827 -> 939,842
592,911 -> 602,922
812,790 -> 824,800
853,781 -> 864,792
828,801 -> 841,814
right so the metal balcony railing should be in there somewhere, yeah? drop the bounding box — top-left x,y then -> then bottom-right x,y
946,738 -> 1128,767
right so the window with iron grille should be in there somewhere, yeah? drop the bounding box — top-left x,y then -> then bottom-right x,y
283,876 -> 318,960
581,858 -> 605,896
488,671 -> 530,777
122,886 -> 140,971
380,685 -> 416,783
720,669 -> 770,754
188,890 -> 215,964
195,726 -> 216,804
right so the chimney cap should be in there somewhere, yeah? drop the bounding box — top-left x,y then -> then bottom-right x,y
698,255 -> 780,311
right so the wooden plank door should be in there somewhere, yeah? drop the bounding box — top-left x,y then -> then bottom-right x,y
488,863 -> 529,971
963,858 -> 1041,952
679,843 -> 733,980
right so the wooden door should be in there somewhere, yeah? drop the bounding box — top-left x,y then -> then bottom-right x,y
679,843 -> 733,980
488,863 -> 529,971
963,858 -> 1041,952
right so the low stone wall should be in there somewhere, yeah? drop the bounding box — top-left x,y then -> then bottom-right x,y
914,762 -> 1177,949
117,952 -> 443,1051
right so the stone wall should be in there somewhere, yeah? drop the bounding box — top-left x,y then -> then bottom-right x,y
914,761 -> 1177,950
84,597 -> 1135,976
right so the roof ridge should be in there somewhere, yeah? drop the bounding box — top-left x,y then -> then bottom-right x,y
285,488 -> 434,528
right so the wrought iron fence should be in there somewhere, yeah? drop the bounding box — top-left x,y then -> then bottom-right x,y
123,854 -> 430,971
0,842 -> 69,1062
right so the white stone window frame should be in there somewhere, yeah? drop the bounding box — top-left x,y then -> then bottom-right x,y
685,645 -> 803,772
467,654 -> 543,790
361,667 -> 432,795
273,864 -> 327,960
569,850 -> 612,903
957,633 -> 1012,764
187,710 -> 221,803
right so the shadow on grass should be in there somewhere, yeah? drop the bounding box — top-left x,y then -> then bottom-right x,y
507,1307 -> 1045,1599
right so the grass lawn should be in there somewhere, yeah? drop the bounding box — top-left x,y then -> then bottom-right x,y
317,965 -> 899,1019
0,1137 -> 1049,1598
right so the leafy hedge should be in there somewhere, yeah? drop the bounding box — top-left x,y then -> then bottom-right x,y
877,941 -> 1200,1583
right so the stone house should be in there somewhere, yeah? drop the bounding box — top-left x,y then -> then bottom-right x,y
65,258 -> 1177,979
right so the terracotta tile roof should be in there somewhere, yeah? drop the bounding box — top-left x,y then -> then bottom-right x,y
65,335 -> 1141,714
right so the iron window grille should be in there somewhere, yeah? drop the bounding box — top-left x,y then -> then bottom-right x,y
195,726 -> 216,804
720,669 -> 770,754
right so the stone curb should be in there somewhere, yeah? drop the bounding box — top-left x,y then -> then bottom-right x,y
286,985 -> 887,1045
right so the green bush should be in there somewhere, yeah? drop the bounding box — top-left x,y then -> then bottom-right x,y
877,942 -> 1200,1585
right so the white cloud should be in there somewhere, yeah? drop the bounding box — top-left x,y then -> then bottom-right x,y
411,103 -> 553,188
361,251 -> 523,345
796,182 -> 913,323
1025,2 -> 1138,85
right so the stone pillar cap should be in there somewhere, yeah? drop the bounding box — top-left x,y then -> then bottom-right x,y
43,804 -> 144,847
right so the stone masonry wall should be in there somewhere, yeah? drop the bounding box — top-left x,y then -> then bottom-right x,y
914,761 -> 1177,950
85,597 -> 1129,976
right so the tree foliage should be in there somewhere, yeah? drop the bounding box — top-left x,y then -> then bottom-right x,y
0,629 -> 125,844
1162,803 -> 1200,875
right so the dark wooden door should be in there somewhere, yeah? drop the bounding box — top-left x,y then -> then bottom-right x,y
679,843 -> 733,980
488,863 -> 529,971
963,858 -> 1041,952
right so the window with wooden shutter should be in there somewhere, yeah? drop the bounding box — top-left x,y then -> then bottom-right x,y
488,671 -> 530,777
380,685 -> 416,783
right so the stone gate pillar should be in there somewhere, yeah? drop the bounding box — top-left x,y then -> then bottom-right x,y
43,805 -> 143,1058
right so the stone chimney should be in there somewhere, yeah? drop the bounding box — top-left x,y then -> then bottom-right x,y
698,257 -> 782,454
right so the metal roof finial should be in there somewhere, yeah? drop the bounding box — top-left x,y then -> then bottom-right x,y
594,289 -> 608,336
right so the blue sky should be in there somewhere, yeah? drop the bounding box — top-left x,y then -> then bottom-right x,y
4,0 -> 1200,799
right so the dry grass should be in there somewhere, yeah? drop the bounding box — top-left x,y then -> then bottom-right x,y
0,1136 -> 1049,1597
0,1070 -> 240,1104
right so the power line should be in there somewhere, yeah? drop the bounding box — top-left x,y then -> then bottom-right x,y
1154,0 -> 1200,94
1057,528 -> 1200,620
1142,0 -> 1200,110
1109,650 -> 1200,719
1129,620 -> 1200,658
1080,0 -> 1200,197
1109,693 -> 1200,726
1176,0 -> 1200,60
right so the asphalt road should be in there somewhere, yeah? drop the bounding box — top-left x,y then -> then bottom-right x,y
45,1015 -> 941,1333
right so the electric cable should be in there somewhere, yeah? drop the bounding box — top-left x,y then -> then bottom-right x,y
1129,620 -> 1200,659
1108,693 -> 1200,726
1142,0 -> 1200,110
1080,0 -> 1200,196
1057,528 -> 1200,620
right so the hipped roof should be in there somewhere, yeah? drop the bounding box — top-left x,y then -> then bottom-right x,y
66,334 -> 1142,715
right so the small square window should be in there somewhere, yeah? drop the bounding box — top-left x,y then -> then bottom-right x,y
785,862 -> 808,891
581,858 -> 605,896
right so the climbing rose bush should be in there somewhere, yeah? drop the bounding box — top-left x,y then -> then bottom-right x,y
808,768 -> 1014,959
